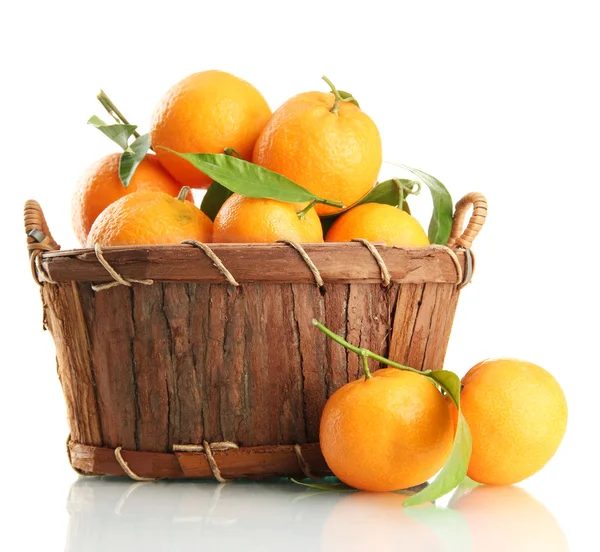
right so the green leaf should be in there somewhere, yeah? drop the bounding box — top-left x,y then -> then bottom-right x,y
290,478 -> 354,492
119,133 -> 150,188
200,181 -> 233,221
428,370 -> 462,407
403,411 -> 472,507
337,90 -> 360,108
87,115 -> 137,151
403,369 -> 471,507
356,178 -> 417,211
161,150 -> 343,207
394,165 -> 453,244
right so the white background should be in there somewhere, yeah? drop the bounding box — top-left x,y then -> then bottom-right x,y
1,1 -> 598,550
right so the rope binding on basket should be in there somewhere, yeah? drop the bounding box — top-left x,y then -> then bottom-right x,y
114,446 -> 158,482
293,444 -> 322,480
352,238 -> 392,287
91,244 -> 154,291
278,240 -> 324,288
181,240 -> 240,287
173,441 -> 239,483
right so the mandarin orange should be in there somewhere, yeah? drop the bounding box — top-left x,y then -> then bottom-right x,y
252,85 -> 382,216
150,70 -> 272,188
320,368 -> 453,492
460,358 -> 568,485
213,194 -> 323,243
87,188 -> 212,246
71,153 -> 186,246
325,203 -> 429,247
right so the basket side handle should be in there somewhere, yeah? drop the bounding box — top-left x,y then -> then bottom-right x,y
24,200 -> 60,285
446,192 -> 487,249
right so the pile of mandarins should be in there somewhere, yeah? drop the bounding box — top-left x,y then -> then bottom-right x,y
72,70 -> 427,249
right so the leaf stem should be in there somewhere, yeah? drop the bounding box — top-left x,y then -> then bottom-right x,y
311,319 -> 426,375
297,200 -> 317,219
97,90 -> 140,138
177,186 -> 190,201
315,196 -> 344,209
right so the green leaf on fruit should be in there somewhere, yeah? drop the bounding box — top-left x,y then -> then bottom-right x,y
337,90 -> 360,108
403,411 -> 472,507
119,133 -> 151,188
427,370 -> 462,407
200,181 -> 233,221
161,150 -> 343,208
391,164 -> 453,245
356,178 -> 417,213
87,115 -> 138,151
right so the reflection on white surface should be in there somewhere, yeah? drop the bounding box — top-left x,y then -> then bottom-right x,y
450,484 -> 569,552
65,478 -> 568,551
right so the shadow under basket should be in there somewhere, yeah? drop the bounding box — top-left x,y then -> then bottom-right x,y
24,193 -> 487,482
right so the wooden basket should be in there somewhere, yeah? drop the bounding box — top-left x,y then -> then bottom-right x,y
24,193 -> 487,481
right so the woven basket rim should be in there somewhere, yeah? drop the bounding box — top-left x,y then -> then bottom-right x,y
36,241 -> 470,286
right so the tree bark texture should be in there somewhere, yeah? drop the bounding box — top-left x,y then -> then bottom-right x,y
39,243 -> 466,478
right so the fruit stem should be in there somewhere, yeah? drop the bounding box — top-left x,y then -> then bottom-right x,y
322,76 -> 342,115
297,200 -> 317,219
312,319 -> 425,375
224,147 -> 243,159
177,186 -> 190,201
322,75 -> 357,116
393,178 -> 421,210
315,196 -> 345,209
395,179 -> 405,211
360,351 -> 372,380
97,90 -> 141,138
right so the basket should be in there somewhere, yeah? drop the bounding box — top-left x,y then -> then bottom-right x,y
24,193 -> 487,481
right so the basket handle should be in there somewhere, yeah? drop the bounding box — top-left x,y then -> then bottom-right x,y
24,200 -> 60,285
446,192 -> 487,249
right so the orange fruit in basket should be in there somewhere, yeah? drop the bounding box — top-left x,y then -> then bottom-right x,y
325,203 -> 430,247
87,188 -> 212,246
452,485 -> 569,551
150,70 -> 272,188
252,83 -> 382,216
320,368 -> 453,492
459,358 -> 568,485
71,153 -> 187,246
213,194 -> 323,243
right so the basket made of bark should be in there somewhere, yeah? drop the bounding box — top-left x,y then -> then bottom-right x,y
24,193 -> 486,481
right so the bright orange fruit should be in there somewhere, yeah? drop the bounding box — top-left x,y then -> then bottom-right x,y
252,88 -> 382,215
320,368 -> 453,492
213,194 -> 323,243
87,188 -> 212,246
71,153 -> 185,247
460,358 -> 568,485
325,203 -> 430,247
150,70 -> 272,188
